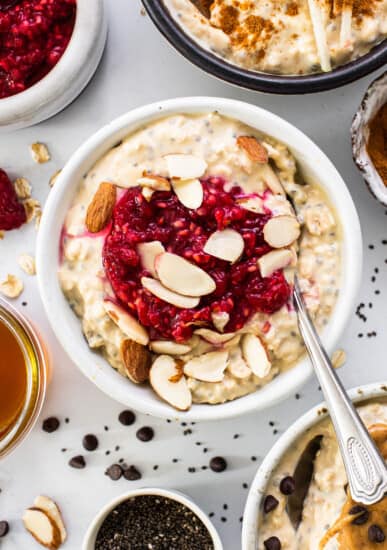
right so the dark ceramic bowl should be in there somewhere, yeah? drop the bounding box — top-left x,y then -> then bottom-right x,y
142,0 -> 387,94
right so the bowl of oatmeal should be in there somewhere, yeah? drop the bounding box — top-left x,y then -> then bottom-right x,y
242,382 -> 387,550
142,0 -> 387,93
36,97 -> 362,420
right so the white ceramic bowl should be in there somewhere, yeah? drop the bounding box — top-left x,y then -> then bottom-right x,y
242,382 -> 387,550
36,97 -> 362,422
0,0 -> 106,131
82,487 -> 223,550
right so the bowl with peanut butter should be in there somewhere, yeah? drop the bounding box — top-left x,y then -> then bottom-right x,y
142,0 -> 387,93
242,382 -> 387,550
36,97 -> 362,421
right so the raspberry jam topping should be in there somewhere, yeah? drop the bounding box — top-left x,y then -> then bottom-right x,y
0,168 -> 26,230
0,0 -> 76,99
103,177 -> 291,342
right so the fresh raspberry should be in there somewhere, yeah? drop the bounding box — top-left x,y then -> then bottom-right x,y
103,177 -> 291,342
0,168 -> 26,230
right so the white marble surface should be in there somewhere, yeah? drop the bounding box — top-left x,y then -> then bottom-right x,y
0,1 -> 386,549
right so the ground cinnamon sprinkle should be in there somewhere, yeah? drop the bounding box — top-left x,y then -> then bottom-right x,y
286,2 -> 299,16
367,103 -> 387,186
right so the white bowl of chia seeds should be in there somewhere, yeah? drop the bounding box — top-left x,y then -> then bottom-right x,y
82,487 -> 223,549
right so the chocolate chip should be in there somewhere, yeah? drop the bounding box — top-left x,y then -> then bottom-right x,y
209,456 -> 227,472
368,525 -> 385,543
136,426 -> 154,442
69,455 -> 86,469
279,476 -> 295,495
105,464 -> 123,481
123,465 -> 141,481
264,536 -> 281,550
118,410 -> 136,426
263,495 -> 279,514
349,505 -> 369,525
42,417 -> 60,433
82,434 -> 98,451
0,521 -> 9,538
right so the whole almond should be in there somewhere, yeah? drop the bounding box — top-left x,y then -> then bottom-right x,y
237,136 -> 269,163
85,182 -> 116,233
120,339 -> 152,384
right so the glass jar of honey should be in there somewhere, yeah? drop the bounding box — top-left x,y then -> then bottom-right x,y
0,298 -> 48,458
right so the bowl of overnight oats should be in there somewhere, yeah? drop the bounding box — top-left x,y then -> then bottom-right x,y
36,97 -> 362,421
242,383 -> 387,550
142,0 -> 387,94
0,0 -> 106,130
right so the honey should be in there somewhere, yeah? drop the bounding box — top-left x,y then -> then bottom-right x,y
0,319 -> 28,439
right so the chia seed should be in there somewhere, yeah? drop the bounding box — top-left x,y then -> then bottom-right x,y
95,495 -> 214,549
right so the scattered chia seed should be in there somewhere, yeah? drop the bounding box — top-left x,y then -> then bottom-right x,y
220,517 -> 227,522
104,426 -> 109,432
65,418 -> 69,424
183,429 -> 192,435
95,495 -> 214,549
242,483 -> 248,489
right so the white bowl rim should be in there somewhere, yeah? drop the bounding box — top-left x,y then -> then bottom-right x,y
0,0 -> 105,127
36,96 -> 363,422
241,381 -> 387,550
81,486 -> 223,550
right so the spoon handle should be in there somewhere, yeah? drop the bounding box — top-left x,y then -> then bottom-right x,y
293,277 -> 387,505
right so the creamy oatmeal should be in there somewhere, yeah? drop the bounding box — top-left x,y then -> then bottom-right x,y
164,0 -> 387,75
258,399 -> 387,550
59,113 -> 341,410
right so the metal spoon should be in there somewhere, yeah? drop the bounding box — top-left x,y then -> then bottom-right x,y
293,275 -> 387,506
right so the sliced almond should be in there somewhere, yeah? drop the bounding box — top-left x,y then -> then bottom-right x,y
263,215 -> 301,248
194,328 -> 236,345
30,142 -> 50,164
142,186 -> 154,202
85,182 -> 116,233
171,178 -> 203,209
137,241 -> 165,277
18,253 -> 36,276
14,177 -> 31,199
155,253 -> 216,297
241,334 -> 271,378
237,196 -> 264,214
222,334 -> 241,349
237,136 -> 268,163
137,174 -> 171,191
227,347 -> 252,379
0,274 -> 23,298
150,340 -> 192,355
120,339 -> 151,383
141,277 -> 199,309
184,350 -> 229,382
211,311 -> 230,332
23,508 -> 61,549
260,164 -> 285,195
150,355 -> 192,411
258,249 -> 293,278
103,301 -> 149,345
165,154 -> 207,179
203,229 -> 244,263
33,496 -> 66,544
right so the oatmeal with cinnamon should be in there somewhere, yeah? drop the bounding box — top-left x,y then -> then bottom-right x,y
59,113 -> 341,410
258,399 -> 387,550
164,0 -> 387,75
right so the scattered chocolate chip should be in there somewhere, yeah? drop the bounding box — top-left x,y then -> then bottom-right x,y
136,426 -> 154,442
263,495 -> 279,514
279,476 -> 295,495
118,410 -> 136,426
0,521 -> 9,538
105,464 -> 123,481
349,505 -> 369,525
82,434 -> 98,451
69,455 -> 86,469
368,524 -> 385,543
123,465 -> 141,481
42,417 -> 60,433
209,456 -> 227,473
264,536 -> 281,550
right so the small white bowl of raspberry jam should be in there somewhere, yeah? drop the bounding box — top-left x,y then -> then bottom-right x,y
0,0 -> 106,131
36,97 -> 362,422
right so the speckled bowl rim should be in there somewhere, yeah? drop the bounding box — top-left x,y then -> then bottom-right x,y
82,487 -> 223,549
142,0 -> 387,95
241,382 -> 387,550
36,96 -> 362,422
